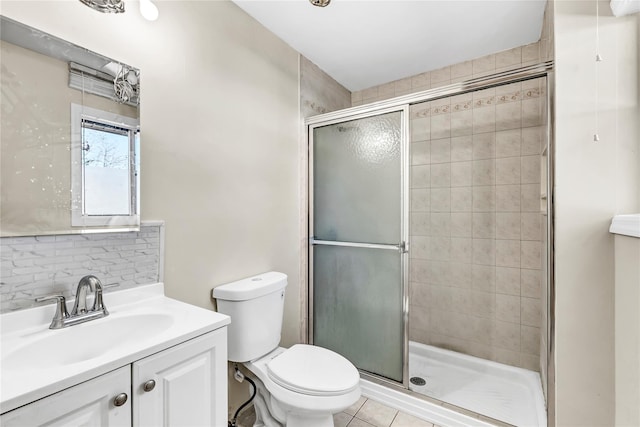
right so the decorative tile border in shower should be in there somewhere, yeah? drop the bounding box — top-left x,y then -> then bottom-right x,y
410,84 -> 543,119
0,221 -> 164,313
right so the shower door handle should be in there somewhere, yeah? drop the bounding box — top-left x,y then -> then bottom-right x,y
311,238 -> 408,253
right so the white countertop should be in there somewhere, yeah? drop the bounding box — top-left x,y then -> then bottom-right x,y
0,283 -> 230,414
610,214 -> 640,238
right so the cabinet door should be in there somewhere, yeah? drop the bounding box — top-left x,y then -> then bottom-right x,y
0,366 -> 131,427
133,329 -> 227,427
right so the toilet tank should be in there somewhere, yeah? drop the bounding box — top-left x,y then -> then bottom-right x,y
212,272 -> 287,362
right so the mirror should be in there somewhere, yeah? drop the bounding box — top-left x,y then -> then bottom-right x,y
0,16 -> 140,237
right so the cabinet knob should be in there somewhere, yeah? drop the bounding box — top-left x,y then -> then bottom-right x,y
113,393 -> 128,407
143,379 -> 156,392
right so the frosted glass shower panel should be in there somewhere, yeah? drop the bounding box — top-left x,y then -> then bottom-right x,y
313,112 -> 401,244
313,245 -> 404,382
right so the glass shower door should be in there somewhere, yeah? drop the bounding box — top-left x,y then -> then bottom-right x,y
310,108 -> 407,383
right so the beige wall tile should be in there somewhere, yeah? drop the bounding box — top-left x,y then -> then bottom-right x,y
472,159 -> 496,186
451,135 -> 473,161
496,294 -> 521,323
451,110 -> 473,137
472,186 -> 496,212
521,212 -> 541,241
496,212 -> 521,240
451,161 -> 472,187
521,126 -> 543,155
411,72 -> 431,90
473,212 -> 496,238
411,141 -> 430,165
410,102 -> 431,119
451,237 -> 472,263
520,353 -> 539,371
430,138 -> 452,164
430,163 -> 451,188
496,184 -> 521,212
521,41 -> 541,63
496,101 -> 523,131
472,54 -> 496,75
411,212 -> 430,236
394,77 -> 412,95
496,239 -> 521,267
496,129 -> 522,158
409,259 -> 428,282
521,155 -> 541,184
451,212 -> 472,237
521,297 -> 541,327
361,86 -> 378,100
411,188 -> 430,212
431,113 -> 451,139
473,106 -> 496,134
494,319 -> 521,351
521,324 -> 541,354
430,188 -> 451,212
472,263 -> 496,291
521,240 -> 542,269
411,165 -> 431,189
520,183 -> 539,212
496,266 -> 521,295
431,66 -> 451,84
521,268 -> 541,298
451,60 -> 473,81
410,236 -> 430,259
495,47 -> 522,69
450,262 -> 472,288
429,261 -> 452,286
430,212 -> 451,237
496,157 -> 521,185
429,236 -> 451,261
522,97 -> 543,127
411,117 -> 431,142
495,348 -> 521,366
473,132 -> 497,159
451,186 -> 472,212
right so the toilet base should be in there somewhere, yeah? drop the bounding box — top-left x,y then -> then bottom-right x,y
250,372 -> 337,427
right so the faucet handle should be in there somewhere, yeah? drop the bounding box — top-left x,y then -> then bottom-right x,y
35,295 -> 70,329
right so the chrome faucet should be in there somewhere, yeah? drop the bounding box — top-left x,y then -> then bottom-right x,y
35,275 -> 112,329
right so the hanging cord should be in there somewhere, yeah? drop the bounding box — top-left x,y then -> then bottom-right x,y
594,0 -> 603,142
228,364 -> 257,427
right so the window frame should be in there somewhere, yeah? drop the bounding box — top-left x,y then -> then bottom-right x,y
70,103 -> 140,228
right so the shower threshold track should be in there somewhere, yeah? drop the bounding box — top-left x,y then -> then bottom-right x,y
361,341 -> 546,427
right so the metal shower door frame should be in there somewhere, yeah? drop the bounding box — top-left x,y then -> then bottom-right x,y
307,104 -> 411,389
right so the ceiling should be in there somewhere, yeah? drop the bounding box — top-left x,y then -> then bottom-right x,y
231,0 -> 547,91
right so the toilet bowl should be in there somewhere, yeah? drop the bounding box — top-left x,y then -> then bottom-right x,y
212,272 -> 361,427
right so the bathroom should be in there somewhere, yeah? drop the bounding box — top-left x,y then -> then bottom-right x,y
0,0 -> 639,426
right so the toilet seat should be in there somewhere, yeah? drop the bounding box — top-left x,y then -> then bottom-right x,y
267,344 -> 360,396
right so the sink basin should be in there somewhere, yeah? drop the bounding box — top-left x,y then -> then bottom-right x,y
2,313 -> 173,370
1,283 -> 230,414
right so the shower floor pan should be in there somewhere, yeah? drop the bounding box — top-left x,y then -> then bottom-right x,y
409,341 -> 546,427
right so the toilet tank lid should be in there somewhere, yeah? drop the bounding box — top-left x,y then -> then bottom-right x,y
212,271 -> 287,301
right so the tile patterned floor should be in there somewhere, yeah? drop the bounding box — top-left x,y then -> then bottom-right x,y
237,396 -> 440,427
335,396 -> 440,427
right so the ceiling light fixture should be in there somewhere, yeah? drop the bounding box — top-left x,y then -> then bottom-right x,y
79,0 -> 125,14
140,0 -> 159,21
309,0 -> 331,7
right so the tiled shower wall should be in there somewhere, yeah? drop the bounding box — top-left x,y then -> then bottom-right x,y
0,222 -> 163,313
408,78 -> 546,371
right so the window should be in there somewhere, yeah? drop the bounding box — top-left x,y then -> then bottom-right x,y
71,104 -> 139,228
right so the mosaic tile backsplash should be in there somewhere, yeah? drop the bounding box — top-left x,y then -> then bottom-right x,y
0,222 -> 163,313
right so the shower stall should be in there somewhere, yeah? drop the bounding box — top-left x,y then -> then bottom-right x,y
307,63 -> 553,427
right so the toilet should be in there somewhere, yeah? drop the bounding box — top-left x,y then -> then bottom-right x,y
212,271 -> 361,427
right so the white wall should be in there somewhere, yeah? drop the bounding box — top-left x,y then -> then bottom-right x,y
553,1 -> 639,425
0,0 -> 301,415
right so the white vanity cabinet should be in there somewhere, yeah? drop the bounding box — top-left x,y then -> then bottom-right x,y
1,329 -> 227,427
0,366 -> 132,426
133,328 -> 227,426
